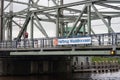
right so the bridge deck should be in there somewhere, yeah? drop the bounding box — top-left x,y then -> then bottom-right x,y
0,33 -> 120,55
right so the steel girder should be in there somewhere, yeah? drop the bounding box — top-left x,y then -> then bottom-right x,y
1,0 -> 120,40
16,12 -> 32,40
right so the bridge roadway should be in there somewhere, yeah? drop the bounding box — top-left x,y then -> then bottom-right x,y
0,33 -> 120,56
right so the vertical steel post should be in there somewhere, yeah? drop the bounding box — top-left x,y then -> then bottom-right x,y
31,15 -> 34,40
7,0 -> 13,41
65,22 -> 68,36
2,18 -> 7,41
107,16 -> 112,44
56,9 -> 60,37
31,14 -> 34,48
98,35 -> 101,45
87,3 -> 91,36
83,21 -> 86,36
60,0 -> 64,37
107,16 -> 111,34
9,13 -> 13,41
0,0 -> 4,41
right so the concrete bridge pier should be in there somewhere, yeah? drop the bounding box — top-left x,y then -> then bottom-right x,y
0,59 -> 31,75
30,59 -> 72,74
30,61 -> 51,74
0,60 -> 3,75
0,56 -> 72,75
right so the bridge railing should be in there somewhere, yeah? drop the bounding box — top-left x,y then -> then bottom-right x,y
0,33 -> 120,49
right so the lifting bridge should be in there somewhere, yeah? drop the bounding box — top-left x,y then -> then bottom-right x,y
0,0 -> 120,56
1,0 -> 120,75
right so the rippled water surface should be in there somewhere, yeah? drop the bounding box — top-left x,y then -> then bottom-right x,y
73,70 -> 120,80
0,71 -> 120,80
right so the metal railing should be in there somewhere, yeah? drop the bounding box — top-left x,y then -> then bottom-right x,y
0,33 -> 120,49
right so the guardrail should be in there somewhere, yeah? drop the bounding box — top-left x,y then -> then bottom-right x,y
0,33 -> 120,49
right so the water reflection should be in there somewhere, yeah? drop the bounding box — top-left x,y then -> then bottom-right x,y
73,73 -> 91,80
0,71 -> 120,80
73,70 -> 120,80
0,73 -> 72,80
91,71 -> 120,80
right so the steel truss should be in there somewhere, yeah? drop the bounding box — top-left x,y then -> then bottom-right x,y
0,0 -> 120,41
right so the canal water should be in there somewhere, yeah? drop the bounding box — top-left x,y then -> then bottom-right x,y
73,71 -> 120,80
0,71 -> 120,80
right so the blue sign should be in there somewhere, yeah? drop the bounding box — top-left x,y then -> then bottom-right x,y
53,37 -> 91,46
